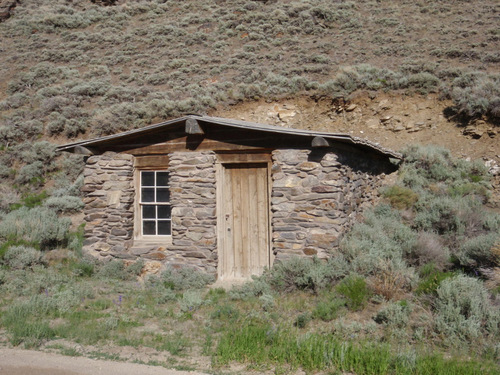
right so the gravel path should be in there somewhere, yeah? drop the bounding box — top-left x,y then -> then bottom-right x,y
0,348 -> 208,375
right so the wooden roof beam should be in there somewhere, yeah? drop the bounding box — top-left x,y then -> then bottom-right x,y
311,136 -> 330,148
185,118 -> 204,135
73,145 -> 95,155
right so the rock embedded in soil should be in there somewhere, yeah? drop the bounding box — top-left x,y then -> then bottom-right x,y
0,0 -> 18,21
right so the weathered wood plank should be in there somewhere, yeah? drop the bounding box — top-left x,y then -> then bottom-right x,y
256,165 -> 270,270
134,155 -> 169,169
217,153 -> 271,163
240,167 -> 249,277
185,118 -> 204,135
124,138 -> 272,155
232,167 -> 242,278
224,166 -> 233,278
248,167 -> 262,276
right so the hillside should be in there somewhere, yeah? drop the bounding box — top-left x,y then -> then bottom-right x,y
1,1 -> 500,374
2,0 -> 498,231
0,0 -> 499,201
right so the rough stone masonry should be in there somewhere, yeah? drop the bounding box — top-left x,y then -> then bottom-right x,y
81,148 -> 390,275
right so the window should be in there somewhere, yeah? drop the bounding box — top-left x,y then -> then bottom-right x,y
139,171 -> 171,236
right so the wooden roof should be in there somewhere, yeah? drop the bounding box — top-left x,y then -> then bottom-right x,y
56,115 -> 401,159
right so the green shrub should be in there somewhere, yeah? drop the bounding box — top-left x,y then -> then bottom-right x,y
3,265 -> 70,297
399,145 -> 497,270
15,162 -> 45,185
127,259 -> 144,276
179,290 -> 203,312
9,191 -> 48,211
0,165 -> 11,180
382,185 -> 419,210
374,301 -> 412,328
339,205 -> 417,278
211,304 -> 240,322
457,233 -> 499,268
266,256 -> 334,293
0,268 -> 6,285
449,72 -> 500,119
0,183 -> 19,213
0,206 -> 70,249
434,275 -> 499,341
416,264 -> 457,295
259,293 -> 275,311
413,195 -> 467,234
71,258 -> 95,277
97,259 -> 141,281
154,288 -> 177,304
68,223 -> 85,255
228,277 -> 272,300
158,266 -> 214,290
336,275 -> 371,311
401,145 -> 490,193
294,312 -> 311,328
67,79 -> 110,97
19,141 -> 57,166
405,72 -> 440,94
3,246 -> 43,270
52,175 -> 84,198
312,295 -> 345,321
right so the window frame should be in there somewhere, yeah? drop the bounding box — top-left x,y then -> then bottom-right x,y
134,169 -> 172,241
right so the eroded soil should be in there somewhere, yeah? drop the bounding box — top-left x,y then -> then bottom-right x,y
211,92 -> 500,206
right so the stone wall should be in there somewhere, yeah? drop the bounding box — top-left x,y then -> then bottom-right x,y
81,151 -> 218,273
82,152 -> 135,260
168,151 -> 218,274
271,149 -> 388,261
81,148 -> 390,274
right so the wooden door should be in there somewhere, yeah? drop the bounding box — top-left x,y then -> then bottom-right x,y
219,162 -> 270,280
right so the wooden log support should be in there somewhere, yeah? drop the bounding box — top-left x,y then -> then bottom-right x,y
311,136 -> 329,148
73,145 -> 95,155
185,118 -> 204,135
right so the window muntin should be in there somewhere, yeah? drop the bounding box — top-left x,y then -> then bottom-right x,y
140,171 -> 171,236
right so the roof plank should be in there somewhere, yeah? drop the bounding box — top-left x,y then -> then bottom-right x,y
56,115 -> 401,159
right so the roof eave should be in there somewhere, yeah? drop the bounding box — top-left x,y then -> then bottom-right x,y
56,115 -> 402,159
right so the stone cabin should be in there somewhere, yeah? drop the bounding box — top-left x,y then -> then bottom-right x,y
58,115 -> 400,280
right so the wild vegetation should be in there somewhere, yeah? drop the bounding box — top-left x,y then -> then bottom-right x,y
0,0 -> 499,373
0,0 -> 499,202
1,145 -> 499,373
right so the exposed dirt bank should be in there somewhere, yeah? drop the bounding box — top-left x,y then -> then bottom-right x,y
211,92 -> 500,208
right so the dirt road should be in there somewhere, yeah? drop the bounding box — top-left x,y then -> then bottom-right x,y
0,348 -> 208,375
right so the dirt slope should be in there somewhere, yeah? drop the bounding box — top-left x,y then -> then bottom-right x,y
211,92 -> 500,206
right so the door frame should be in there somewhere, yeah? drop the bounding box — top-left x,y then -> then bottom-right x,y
216,153 -> 273,280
